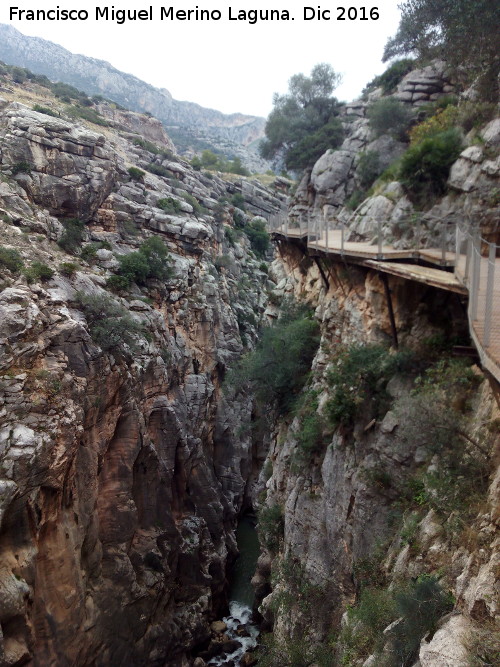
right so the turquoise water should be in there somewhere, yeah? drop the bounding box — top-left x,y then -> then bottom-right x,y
229,515 -> 260,607
206,516 -> 261,666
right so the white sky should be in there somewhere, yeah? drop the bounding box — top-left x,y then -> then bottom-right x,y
3,1 -> 403,117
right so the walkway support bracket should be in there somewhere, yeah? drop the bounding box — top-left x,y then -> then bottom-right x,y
381,273 -> 399,349
314,256 -> 330,290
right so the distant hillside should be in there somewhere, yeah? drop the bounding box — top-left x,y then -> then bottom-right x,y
0,24 -> 268,169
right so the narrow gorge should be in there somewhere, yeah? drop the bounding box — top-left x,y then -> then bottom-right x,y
0,46 -> 499,667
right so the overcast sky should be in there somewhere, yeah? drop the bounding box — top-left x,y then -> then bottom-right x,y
4,1 -> 403,117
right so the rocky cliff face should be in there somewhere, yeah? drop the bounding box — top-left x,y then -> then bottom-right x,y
0,24 -> 267,168
255,63 -> 499,665
0,75 -> 284,666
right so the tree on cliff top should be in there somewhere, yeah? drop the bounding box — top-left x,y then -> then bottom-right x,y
384,0 -> 500,101
259,63 -> 344,170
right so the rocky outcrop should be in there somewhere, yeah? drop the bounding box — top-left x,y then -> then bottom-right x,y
394,61 -> 455,106
0,86 -> 282,665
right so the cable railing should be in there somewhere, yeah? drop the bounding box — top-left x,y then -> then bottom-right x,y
268,211 -> 500,382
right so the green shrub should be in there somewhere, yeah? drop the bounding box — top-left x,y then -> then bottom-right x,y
182,192 -> 203,215
58,218 -> 85,254
11,161 -> 33,176
457,101 -> 497,133
32,104 -> 59,117
284,117 -> 344,170
292,391 -> 327,465
230,193 -> 246,210
157,197 -> 183,214
228,302 -> 320,414
368,97 -> 412,140
224,226 -> 241,246
409,105 -> 459,145
233,210 -> 246,229
257,503 -> 284,553
24,262 -> 54,283
59,261 -> 78,277
389,576 -> 454,665
146,163 -> 170,177
326,345 -> 414,429
364,59 -> 415,94
80,241 -> 112,263
106,274 -> 131,292
244,219 -> 270,258
399,128 -> 462,200
357,150 -> 382,188
214,254 -> 233,271
66,105 -> 108,126
132,137 -> 160,154
112,236 -> 172,287
75,292 -> 143,351
138,235 -> 173,281
395,358 -> 489,522
127,166 -> 145,182
0,247 -> 23,273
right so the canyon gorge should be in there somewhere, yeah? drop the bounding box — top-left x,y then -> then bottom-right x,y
0,48 -> 499,667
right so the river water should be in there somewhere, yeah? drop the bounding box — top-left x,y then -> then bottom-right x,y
207,516 -> 260,666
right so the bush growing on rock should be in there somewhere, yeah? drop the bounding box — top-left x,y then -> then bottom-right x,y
368,98 -> 412,140
0,247 -> 24,274
32,104 -> 59,117
11,161 -> 33,176
75,292 -> 144,351
66,105 -> 108,127
284,116 -> 344,170
127,166 -> 145,182
363,59 -> 415,95
110,236 -> 172,288
326,344 -> 415,429
399,128 -> 462,200
157,197 -> 183,214
338,575 -> 454,666
356,150 -> 383,189
182,192 -> 203,216
58,261 -> 79,277
228,301 -> 320,415
24,262 -> 54,283
257,503 -> 284,553
146,163 -> 170,177
243,219 -> 270,258
58,218 -> 85,254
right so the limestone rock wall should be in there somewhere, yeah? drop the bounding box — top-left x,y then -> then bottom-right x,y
256,246 -> 499,661
0,91 -> 281,666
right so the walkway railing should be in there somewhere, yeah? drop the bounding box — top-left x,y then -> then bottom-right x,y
268,211 -> 500,383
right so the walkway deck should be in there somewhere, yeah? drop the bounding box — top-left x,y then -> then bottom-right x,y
271,222 -> 500,384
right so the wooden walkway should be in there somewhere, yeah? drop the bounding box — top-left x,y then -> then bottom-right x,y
272,224 -> 500,385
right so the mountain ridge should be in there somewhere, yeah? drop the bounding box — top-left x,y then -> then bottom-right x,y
0,23 -> 267,166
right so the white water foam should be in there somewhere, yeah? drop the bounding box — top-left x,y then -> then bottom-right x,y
207,601 -> 259,666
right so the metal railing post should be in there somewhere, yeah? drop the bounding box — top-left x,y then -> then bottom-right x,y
471,235 -> 480,321
377,219 -> 382,258
465,235 -> 472,283
441,225 -> 446,263
483,243 -> 496,347
325,215 -> 329,251
341,222 -> 345,254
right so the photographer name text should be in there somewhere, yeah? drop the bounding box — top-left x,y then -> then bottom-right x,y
9,5 -> 380,25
